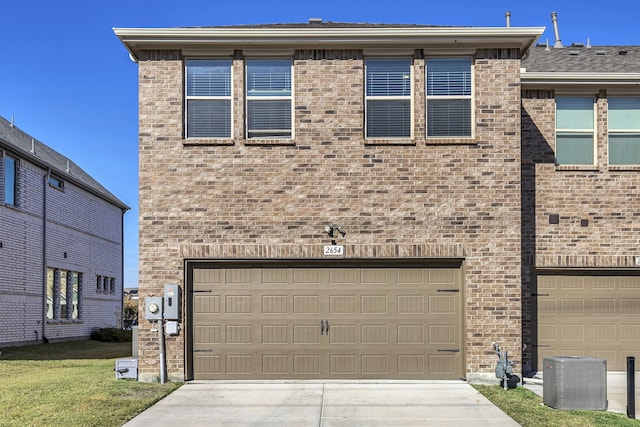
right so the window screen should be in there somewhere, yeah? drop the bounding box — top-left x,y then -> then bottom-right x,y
555,97 -> 595,165
366,58 -> 411,138
608,97 -> 640,165
185,59 -> 232,138
246,59 -> 292,138
426,58 -> 472,137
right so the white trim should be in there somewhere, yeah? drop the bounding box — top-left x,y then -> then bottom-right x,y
114,26 -> 544,60
522,72 -> 640,86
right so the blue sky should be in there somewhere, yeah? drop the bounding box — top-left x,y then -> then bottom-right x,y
1,1 -> 638,288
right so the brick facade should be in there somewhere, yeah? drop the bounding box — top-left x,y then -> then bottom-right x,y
0,127 -> 126,346
137,47 -> 524,381
521,89 -> 640,369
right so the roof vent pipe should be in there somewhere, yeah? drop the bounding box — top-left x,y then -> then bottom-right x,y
551,12 -> 564,48
505,11 -> 511,27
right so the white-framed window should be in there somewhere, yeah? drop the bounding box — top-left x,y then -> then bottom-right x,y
426,58 -> 472,137
246,58 -> 292,139
4,153 -> 17,205
185,59 -> 232,138
365,58 -> 412,138
608,97 -> 640,165
555,97 -> 596,165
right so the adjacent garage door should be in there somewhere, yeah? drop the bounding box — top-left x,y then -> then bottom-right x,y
189,264 -> 463,380
536,274 -> 640,371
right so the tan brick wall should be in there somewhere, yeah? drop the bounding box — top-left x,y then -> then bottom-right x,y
137,48 -> 523,381
521,90 -> 640,369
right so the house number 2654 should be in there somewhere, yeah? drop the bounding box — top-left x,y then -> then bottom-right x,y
324,245 -> 344,256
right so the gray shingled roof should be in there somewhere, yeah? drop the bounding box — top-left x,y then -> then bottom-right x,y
0,116 -> 129,210
522,45 -> 640,73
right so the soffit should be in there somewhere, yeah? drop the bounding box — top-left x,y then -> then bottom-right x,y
114,25 -> 545,60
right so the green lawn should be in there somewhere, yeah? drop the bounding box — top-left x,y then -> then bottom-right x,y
0,340 -> 180,427
474,384 -> 640,427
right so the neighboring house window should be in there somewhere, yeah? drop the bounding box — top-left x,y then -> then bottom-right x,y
365,58 -> 412,138
110,278 -> 115,294
48,175 -> 64,190
608,97 -> 640,165
71,272 -> 80,319
185,59 -> 232,138
246,59 -> 292,138
47,268 -> 82,320
426,58 -> 472,137
60,271 -> 68,319
555,97 -> 596,165
97,275 -> 103,293
4,154 -> 17,205
46,268 -> 55,319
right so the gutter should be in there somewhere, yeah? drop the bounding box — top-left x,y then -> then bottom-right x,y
521,71 -> 640,86
114,26 -> 545,60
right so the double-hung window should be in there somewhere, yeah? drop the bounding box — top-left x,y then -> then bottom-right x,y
246,59 -> 292,139
426,58 -> 472,137
4,154 -> 16,205
185,59 -> 232,138
365,58 -> 412,138
555,97 -> 595,165
608,97 -> 640,165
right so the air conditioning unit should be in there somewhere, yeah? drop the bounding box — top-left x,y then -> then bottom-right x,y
543,356 -> 607,410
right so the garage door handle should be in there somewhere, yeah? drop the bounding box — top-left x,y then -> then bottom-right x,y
320,320 -> 325,335
326,320 -> 329,335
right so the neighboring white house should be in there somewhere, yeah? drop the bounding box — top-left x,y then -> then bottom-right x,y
0,116 -> 129,345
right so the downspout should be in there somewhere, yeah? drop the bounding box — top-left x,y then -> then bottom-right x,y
120,208 -> 125,329
41,169 -> 50,341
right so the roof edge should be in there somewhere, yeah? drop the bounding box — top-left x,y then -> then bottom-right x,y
114,25 -> 545,59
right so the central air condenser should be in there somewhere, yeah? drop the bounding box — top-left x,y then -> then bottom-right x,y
543,356 -> 607,410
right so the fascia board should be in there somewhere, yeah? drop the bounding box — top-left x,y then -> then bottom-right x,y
114,26 -> 545,59
522,72 -> 640,86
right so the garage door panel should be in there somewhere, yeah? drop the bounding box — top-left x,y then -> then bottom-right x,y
537,274 -> 640,371
192,266 -> 463,379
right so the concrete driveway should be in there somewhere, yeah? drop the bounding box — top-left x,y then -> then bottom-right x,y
123,380 -> 519,426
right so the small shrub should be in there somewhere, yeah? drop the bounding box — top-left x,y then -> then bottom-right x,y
90,327 -> 132,343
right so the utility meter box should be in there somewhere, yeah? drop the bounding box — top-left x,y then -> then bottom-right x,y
163,284 -> 182,320
145,296 -> 163,321
115,358 -> 138,380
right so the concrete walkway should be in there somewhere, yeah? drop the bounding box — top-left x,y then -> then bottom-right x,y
123,381 -> 519,426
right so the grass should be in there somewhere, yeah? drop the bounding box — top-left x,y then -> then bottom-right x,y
0,340 -> 181,427
474,384 -> 640,427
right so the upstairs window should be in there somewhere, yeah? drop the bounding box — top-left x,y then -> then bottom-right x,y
246,59 -> 292,139
4,154 -> 16,205
48,175 -> 64,190
365,58 -> 412,138
608,97 -> 640,165
426,58 -> 472,137
185,59 -> 232,138
556,97 -> 595,165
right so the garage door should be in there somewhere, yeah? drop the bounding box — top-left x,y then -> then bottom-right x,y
189,265 -> 463,380
536,274 -> 640,371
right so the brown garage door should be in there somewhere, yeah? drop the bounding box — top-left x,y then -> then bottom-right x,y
189,265 -> 463,380
537,274 -> 640,371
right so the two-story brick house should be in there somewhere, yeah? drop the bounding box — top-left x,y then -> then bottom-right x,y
115,21 -> 640,383
0,116 -> 129,345
521,44 -> 640,373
